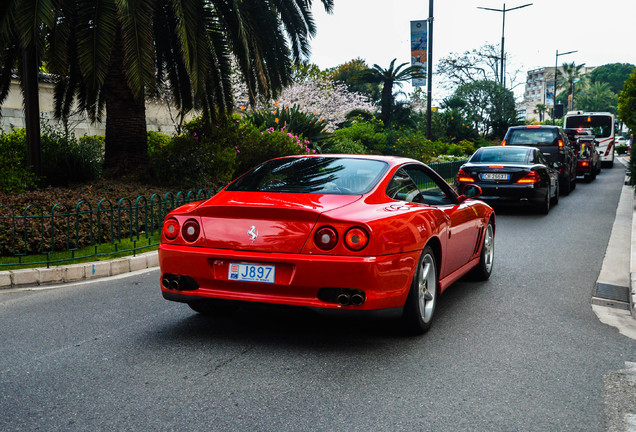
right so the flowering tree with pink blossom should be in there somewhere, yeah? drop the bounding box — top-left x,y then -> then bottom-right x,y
233,66 -> 375,132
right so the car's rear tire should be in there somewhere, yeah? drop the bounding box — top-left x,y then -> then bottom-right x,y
550,180 -> 559,206
536,186 -> 550,214
560,175 -> 571,195
468,220 -> 495,281
401,246 -> 438,335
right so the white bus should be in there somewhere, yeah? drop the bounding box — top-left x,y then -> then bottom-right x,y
563,111 -> 617,167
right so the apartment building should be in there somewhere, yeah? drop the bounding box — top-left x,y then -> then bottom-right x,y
518,65 -> 595,122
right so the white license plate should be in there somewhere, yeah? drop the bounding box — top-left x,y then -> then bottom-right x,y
228,263 -> 275,283
482,173 -> 510,180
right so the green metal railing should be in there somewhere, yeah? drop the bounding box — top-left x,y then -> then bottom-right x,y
0,188 -> 217,269
0,161 -> 466,270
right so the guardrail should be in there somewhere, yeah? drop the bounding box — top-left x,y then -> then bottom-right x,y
0,188 -> 217,269
0,160 -> 466,269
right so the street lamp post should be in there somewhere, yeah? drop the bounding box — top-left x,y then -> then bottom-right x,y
478,2 -> 532,87
552,49 -> 577,124
426,0 -> 434,140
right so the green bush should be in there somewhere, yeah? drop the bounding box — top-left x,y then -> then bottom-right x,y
325,120 -> 475,163
149,116 -> 313,186
322,137 -> 368,155
40,125 -> 103,186
149,132 -> 237,188
147,131 -> 171,156
0,129 -> 38,193
616,145 -> 629,155
326,119 -> 387,154
233,126 -> 313,176
244,104 -> 329,144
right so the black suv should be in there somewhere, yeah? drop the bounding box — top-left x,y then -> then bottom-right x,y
502,125 -> 577,195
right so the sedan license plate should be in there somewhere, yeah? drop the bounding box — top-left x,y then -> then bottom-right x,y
482,173 -> 510,181
228,263 -> 275,283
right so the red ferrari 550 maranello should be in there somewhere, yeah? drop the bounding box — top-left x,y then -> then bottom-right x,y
159,155 -> 495,334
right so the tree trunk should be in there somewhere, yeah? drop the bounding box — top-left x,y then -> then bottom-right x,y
103,33 -> 150,180
380,80 -> 394,126
22,41 -> 41,180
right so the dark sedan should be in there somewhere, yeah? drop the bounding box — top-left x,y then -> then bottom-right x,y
456,146 -> 559,214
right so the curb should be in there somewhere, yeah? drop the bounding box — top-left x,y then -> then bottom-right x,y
0,251 -> 159,290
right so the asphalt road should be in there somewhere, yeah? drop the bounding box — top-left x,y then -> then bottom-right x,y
1,164 -> 635,432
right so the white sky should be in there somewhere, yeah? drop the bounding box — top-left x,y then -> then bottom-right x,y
309,0 -> 636,101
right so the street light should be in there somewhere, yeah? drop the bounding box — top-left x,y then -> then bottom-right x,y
552,49 -> 577,124
478,2 -> 532,87
426,0 -> 434,140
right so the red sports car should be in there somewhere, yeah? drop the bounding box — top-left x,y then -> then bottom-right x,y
159,155 -> 495,334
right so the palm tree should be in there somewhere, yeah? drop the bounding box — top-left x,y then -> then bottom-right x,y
1,0 -> 334,179
576,82 -> 617,113
558,62 -> 586,112
0,0 -> 54,178
534,103 -> 548,122
358,58 -> 425,126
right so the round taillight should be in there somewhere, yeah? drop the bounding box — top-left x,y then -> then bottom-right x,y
182,219 -> 201,243
345,227 -> 369,251
314,226 -> 338,250
163,218 -> 180,241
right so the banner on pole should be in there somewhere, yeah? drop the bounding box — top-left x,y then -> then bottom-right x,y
410,20 -> 427,87
545,83 -> 555,107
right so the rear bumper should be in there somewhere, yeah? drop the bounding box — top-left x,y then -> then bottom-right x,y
576,160 -> 592,175
458,182 -> 546,205
158,244 -> 419,310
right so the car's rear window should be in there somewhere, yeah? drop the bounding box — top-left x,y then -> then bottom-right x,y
226,157 -> 389,194
469,147 -> 530,164
507,128 -> 558,146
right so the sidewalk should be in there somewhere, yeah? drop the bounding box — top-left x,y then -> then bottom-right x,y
591,155 -> 636,340
0,251 -> 158,289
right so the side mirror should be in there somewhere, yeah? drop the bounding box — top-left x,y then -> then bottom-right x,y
457,184 -> 482,203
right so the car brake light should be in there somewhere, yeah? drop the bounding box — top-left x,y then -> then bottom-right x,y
315,226 -> 338,250
581,161 -> 589,167
558,140 -> 564,147
501,139 -> 507,146
182,219 -> 201,242
345,227 -> 369,251
526,125 -> 541,128
489,166 -> 504,169
457,168 -> 474,183
517,171 -> 541,184
163,218 -> 180,241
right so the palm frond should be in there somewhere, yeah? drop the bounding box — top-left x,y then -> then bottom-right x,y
116,0 -> 156,101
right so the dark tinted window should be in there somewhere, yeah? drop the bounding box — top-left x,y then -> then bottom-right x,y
386,165 -> 455,205
469,147 -> 530,164
506,128 -> 558,146
226,157 -> 388,194
534,150 -> 549,165
386,168 -> 425,203
564,115 -> 612,138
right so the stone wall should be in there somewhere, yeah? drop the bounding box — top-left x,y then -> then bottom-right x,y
1,77 -> 184,137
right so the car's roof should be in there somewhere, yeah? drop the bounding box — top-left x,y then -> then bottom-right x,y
507,125 -> 560,131
482,145 -> 535,151
275,153 -> 423,167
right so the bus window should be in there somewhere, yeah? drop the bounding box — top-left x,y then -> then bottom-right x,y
564,115 -> 612,138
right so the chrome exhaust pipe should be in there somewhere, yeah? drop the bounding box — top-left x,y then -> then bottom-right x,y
162,277 -> 171,289
169,279 -> 180,290
350,294 -> 365,306
336,293 -> 351,306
